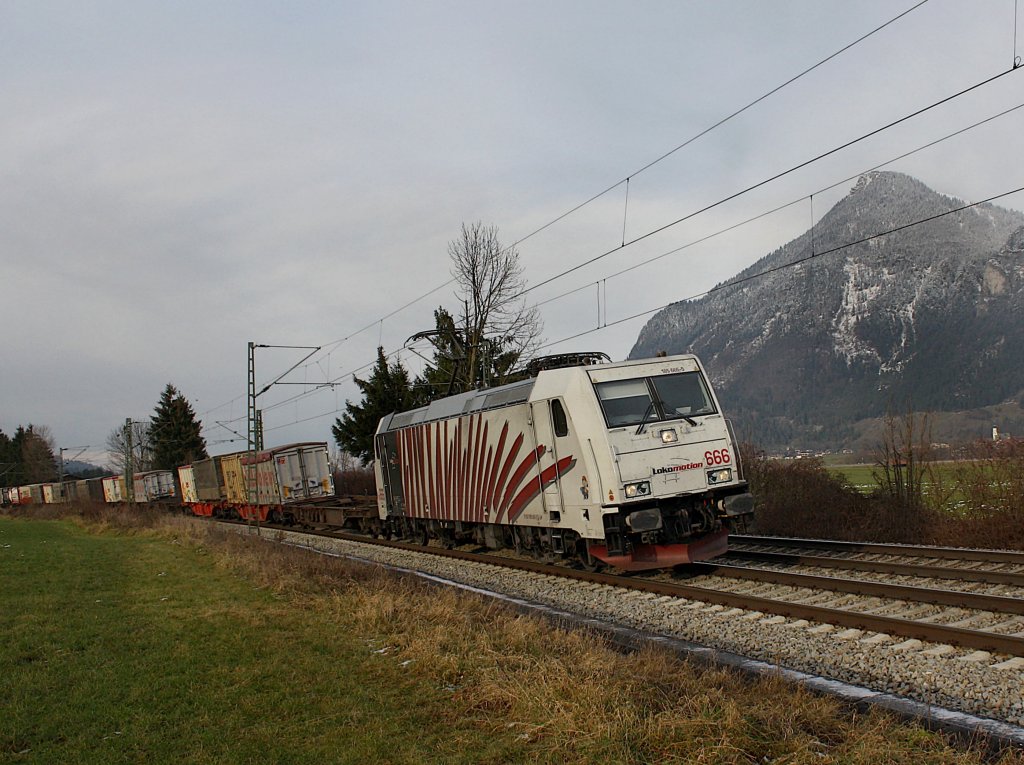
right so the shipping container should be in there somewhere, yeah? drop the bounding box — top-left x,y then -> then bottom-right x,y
219,454 -> 247,504
236,451 -> 275,505
75,478 -> 107,503
143,470 -> 178,501
194,455 -> 233,502
19,484 -> 44,504
240,442 -> 334,506
132,473 -> 148,501
275,443 -> 334,501
7,486 -> 20,504
178,466 -> 198,504
102,476 -> 126,503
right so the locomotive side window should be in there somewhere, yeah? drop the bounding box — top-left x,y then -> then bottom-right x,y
551,399 -> 568,437
651,372 -> 716,418
595,379 -> 655,427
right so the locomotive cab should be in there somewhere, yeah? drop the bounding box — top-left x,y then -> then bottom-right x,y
568,356 -> 753,569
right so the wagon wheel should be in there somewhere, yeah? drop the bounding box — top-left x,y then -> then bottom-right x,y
418,524 -> 429,548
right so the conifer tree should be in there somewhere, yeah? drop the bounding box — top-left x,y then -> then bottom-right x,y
332,347 -> 416,465
0,428 -> 16,485
20,425 -> 57,482
149,384 -> 208,470
8,425 -> 57,483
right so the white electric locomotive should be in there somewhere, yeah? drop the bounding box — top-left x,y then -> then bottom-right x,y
374,353 -> 753,571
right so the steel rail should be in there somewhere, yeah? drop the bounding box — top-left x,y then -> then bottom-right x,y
730,535 -> 1024,566
300,529 -> 1024,657
688,562 -> 1024,616
723,550 -> 1024,588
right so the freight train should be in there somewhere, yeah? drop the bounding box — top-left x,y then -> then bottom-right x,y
2,353 -> 752,571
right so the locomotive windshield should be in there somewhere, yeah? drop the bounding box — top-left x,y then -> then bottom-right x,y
595,371 -> 716,428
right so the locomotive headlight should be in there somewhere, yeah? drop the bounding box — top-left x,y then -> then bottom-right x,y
659,428 -> 678,443
623,481 -> 651,498
706,468 -> 733,484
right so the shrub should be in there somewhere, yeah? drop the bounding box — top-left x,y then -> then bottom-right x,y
929,438 -> 1024,549
741,445 -> 933,543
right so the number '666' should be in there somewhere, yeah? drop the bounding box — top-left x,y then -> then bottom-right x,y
704,449 -> 731,466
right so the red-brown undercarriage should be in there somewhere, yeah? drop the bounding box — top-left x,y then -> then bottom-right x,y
587,527 -> 728,571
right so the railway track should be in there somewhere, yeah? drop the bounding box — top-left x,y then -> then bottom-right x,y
237,522 -> 1024,658
222,520 -> 1024,729
729,535 -> 1024,579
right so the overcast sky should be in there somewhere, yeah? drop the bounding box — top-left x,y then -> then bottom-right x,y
3,0 -> 1023,466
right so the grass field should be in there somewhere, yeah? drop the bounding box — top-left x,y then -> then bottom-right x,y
824,462 -> 968,498
824,463 -> 879,492
2,512 -> 1019,764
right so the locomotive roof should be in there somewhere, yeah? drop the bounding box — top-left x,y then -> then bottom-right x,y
383,376 -> 537,431
378,353 -> 704,433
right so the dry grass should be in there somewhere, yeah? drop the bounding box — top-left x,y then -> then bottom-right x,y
177,520 -> 1024,762
8,503 -> 1024,762
38,507 -> 1017,763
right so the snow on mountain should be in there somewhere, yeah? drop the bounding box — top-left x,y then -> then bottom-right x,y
629,172 -> 1024,448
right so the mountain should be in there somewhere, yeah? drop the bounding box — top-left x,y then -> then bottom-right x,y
629,172 -> 1024,449
62,460 -> 109,478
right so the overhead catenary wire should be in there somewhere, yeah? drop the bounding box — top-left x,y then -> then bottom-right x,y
1016,0 -> 1021,67
491,0 -> 931,256
216,0 -> 932,406
208,339 -> 435,429
523,64 -> 1023,297
520,98 -> 1024,315
218,6 -> 1022,437
536,184 -> 1024,353
244,91 -> 1024,435
259,183 -> 1024,434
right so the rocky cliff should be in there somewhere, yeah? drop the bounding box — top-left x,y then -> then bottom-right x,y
629,172 -> 1024,448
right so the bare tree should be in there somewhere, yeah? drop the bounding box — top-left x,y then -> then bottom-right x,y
446,221 -> 542,389
106,421 -> 153,473
872,406 -> 934,511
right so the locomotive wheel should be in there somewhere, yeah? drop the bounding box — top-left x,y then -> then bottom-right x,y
576,539 -> 605,572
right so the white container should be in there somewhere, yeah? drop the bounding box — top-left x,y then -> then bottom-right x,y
102,476 -> 125,503
274,443 -> 334,503
178,466 -> 198,504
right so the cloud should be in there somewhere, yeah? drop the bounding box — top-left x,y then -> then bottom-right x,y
3,1 -> 1023,452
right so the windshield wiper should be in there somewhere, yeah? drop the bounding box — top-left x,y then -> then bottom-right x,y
635,401 -> 656,435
